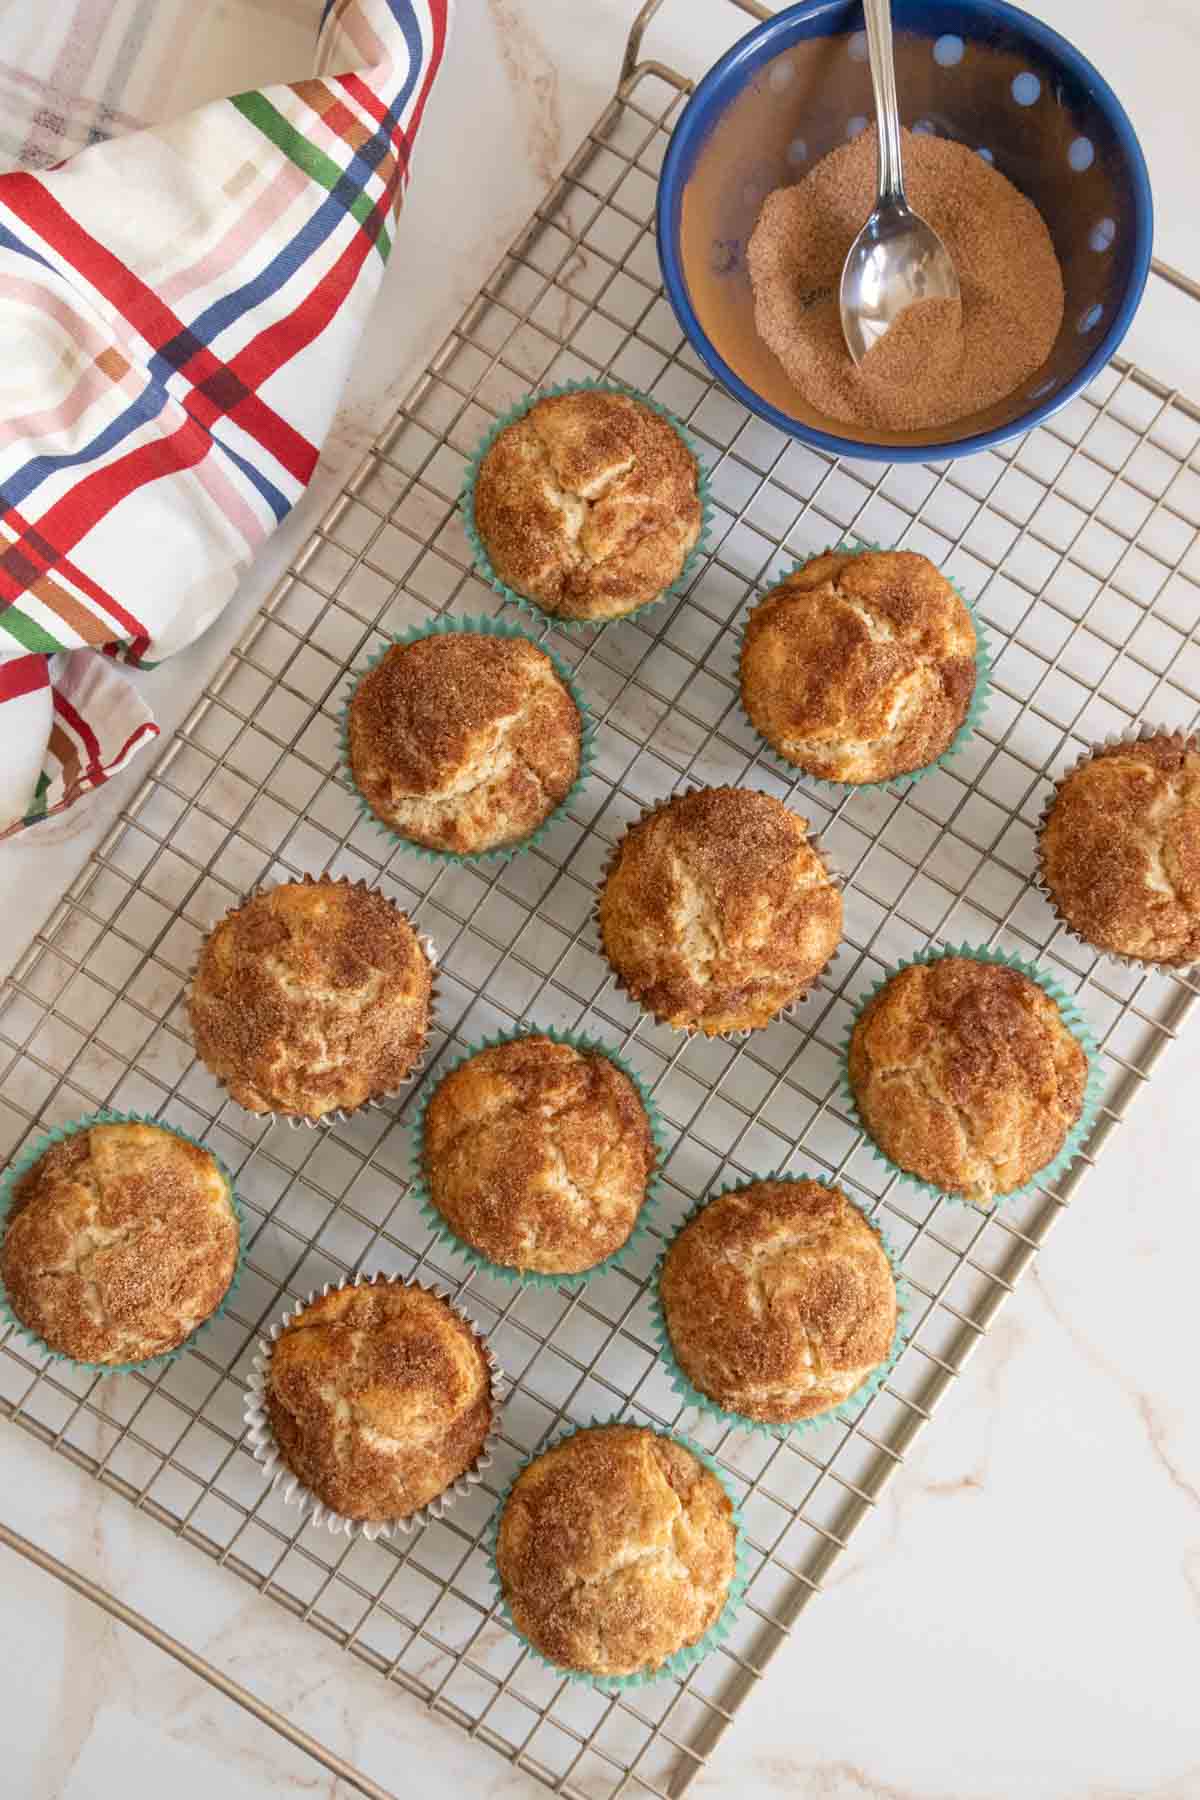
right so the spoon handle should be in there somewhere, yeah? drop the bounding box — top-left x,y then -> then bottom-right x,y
861,0 -> 906,206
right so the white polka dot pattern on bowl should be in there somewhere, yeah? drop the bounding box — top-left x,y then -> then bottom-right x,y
1011,72 -> 1041,106
1090,217 -> 1116,252
1068,136 -> 1095,172
933,34 -> 964,67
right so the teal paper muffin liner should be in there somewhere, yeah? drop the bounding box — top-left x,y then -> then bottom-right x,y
339,613 -> 597,865
737,537 -> 992,795
487,1414 -> 750,1691
459,379 -> 713,630
649,1173 -> 912,1440
410,1026 -> 668,1287
0,1110 -> 245,1375
841,943 -> 1104,1212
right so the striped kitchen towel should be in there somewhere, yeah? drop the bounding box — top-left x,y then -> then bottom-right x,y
0,0 -> 450,838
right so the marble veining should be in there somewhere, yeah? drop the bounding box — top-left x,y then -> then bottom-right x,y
486,0 -> 564,194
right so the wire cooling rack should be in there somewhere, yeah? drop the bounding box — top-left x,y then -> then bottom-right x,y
3,4 -> 1200,1796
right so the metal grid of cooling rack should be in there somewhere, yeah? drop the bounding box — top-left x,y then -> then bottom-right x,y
4,5 -> 1200,1795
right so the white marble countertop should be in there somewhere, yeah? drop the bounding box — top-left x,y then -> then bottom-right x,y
3,2 -> 1200,1797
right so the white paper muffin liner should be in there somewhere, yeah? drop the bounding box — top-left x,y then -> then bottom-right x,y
242,1269 -> 505,1541
187,872 -> 440,1130
593,782 -> 844,1039
1034,721 -> 1200,975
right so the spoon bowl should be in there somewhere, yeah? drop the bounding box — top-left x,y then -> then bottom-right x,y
839,194 -> 960,365
838,0 -> 960,366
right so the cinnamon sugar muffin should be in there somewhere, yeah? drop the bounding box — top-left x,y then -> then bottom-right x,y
421,1035 -> 656,1276
740,550 -> 979,783
495,1423 -> 737,1678
189,878 -> 432,1119
848,956 -> 1089,1205
264,1278 -> 494,1524
660,1178 -> 897,1423
1,1121 -> 238,1364
346,630 -> 583,854
472,389 -> 702,622
598,785 -> 842,1034
1038,733 -> 1200,965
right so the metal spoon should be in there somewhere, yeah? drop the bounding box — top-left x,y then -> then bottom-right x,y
839,0 -> 959,365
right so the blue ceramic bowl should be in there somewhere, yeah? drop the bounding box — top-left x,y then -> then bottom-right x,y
657,0 -> 1153,462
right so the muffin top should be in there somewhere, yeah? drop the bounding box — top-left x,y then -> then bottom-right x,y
1039,734 -> 1200,965
189,880 -> 432,1119
347,632 -> 582,854
473,390 -> 702,622
1,1122 -> 238,1364
599,785 -> 842,1034
265,1279 -> 493,1523
740,550 -> 977,783
495,1423 -> 736,1678
848,957 -> 1089,1205
422,1035 -> 656,1275
660,1178 -> 897,1423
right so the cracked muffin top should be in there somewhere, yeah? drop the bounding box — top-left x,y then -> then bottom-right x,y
495,1423 -> 737,1677
598,785 -> 842,1035
660,1178 -> 897,1423
1,1121 -> 238,1364
420,1034 -> 657,1276
189,879 -> 433,1120
265,1278 -> 494,1523
1038,733 -> 1200,965
847,956 -> 1089,1206
740,549 -> 978,784
347,630 -> 583,854
472,389 -> 702,622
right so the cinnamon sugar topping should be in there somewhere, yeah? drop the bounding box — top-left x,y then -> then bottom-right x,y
2,1122 -> 238,1364
661,1178 -> 897,1423
422,1035 -> 656,1275
347,631 -> 582,854
188,878 -> 433,1119
848,957 -> 1088,1205
598,785 -> 842,1034
265,1279 -> 493,1524
495,1423 -> 736,1677
740,549 -> 977,783
1039,734 -> 1200,965
474,390 -> 701,621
